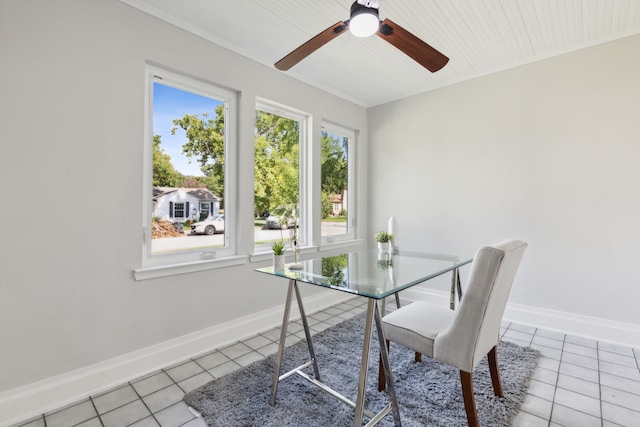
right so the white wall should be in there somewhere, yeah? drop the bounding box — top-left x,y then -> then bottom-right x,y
0,1 -> 366,422
368,35 -> 640,343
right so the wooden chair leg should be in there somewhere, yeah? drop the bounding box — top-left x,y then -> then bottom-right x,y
415,352 -> 422,362
460,370 -> 479,427
488,345 -> 504,397
378,339 -> 390,391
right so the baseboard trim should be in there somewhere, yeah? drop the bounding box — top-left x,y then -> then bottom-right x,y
0,290 -> 352,427
401,287 -> 640,348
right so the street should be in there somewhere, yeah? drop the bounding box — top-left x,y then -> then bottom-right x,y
151,222 -> 347,253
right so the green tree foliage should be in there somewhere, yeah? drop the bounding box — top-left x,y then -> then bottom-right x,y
321,131 -> 348,218
254,110 -> 299,216
321,192 -> 332,219
321,131 -> 348,194
164,108 -> 347,221
179,176 -> 206,188
153,134 -> 184,187
322,254 -> 349,287
172,105 -> 225,197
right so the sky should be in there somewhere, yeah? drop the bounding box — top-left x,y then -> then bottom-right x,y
153,82 -> 223,177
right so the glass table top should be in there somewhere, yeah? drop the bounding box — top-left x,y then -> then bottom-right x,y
256,250 -> 472,299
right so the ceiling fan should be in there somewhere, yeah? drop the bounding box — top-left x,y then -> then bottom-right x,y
274,0 -> 449,73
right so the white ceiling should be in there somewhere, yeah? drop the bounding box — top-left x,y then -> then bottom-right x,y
123,0 -> 640,107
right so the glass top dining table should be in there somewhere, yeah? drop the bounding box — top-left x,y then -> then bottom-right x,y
256,249 -> 472,300
255,249 -> 472,426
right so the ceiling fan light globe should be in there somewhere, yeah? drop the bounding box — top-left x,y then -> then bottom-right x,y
350,13 -> 379,37
349,2 -> 379,37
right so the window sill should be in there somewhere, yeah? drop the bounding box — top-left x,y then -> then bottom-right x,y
133,255 -> 248,281
319,239 -> 365,252
249,246 -> 318,264
134,240 -> 365,280
249,239 -> 365,263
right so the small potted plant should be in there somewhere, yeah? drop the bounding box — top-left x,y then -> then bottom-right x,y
272,240 -> 286,272
374,231 -> 393,252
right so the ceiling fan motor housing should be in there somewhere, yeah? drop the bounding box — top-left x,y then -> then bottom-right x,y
356,0 -> 381,8
350,1 -> 379,20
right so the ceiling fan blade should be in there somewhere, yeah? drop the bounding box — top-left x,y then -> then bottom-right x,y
275,21 -> 349,71
376,18 -> 449,72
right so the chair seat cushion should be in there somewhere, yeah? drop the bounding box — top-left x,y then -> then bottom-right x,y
382,301 -> 456,357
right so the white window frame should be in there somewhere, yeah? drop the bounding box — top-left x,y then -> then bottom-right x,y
321,121 -> 356,245
254,98 -> 310,254
136,65 -> 240,278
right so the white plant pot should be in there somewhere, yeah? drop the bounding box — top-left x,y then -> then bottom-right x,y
377,242 -> 390,253
273,254 -> 286,272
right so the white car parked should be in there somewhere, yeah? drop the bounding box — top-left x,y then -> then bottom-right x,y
265,205 -> 298,229
190,215 -> 225,235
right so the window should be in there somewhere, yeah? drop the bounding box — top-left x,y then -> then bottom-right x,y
254,100 -> 308,253
142,65 -> 236,268
321,122 -> 354,242
173,202 -> 185,220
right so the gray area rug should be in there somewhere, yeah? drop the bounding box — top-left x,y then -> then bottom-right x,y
184,313 -> 539,426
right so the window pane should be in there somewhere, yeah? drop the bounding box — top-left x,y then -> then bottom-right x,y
321,127 -> 351,239
254,108 -> 300,252
150,81 -> 226,255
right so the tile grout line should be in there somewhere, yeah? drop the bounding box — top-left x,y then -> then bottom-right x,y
190,356 -> 216,385
528,326 -> 535,346
125,379 -> 163,427
546,332 -> 566,426
87,396 -> 104,427
528,326 -> 557,427
73,387 -> 140,427
596,341 -> 603,427
175,356 -> 218,423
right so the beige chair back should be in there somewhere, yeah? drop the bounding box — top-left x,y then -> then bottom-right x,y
434,240 -> 527,372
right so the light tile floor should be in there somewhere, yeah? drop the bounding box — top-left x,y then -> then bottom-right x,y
11,297 -> 640,427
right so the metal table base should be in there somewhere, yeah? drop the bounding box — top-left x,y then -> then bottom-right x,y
270,279 -> 402,427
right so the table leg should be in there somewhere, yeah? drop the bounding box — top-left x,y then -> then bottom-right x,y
394,292 -> 401,309
270,279 -> 295,406
374,303 -> 402,426
354,300 -> 375,426
293,281 -> 321,380
354,300 -> 401,427
449,267 -> 459,310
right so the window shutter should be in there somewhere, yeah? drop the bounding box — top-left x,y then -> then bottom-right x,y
210,202 -> 214,215
169,201 -> 174,218
186,201 -> 190,218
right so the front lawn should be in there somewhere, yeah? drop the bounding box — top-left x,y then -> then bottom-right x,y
322,216 -> 347,223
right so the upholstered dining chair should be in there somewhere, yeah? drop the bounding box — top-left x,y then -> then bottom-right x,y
378,239 -> 527,427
